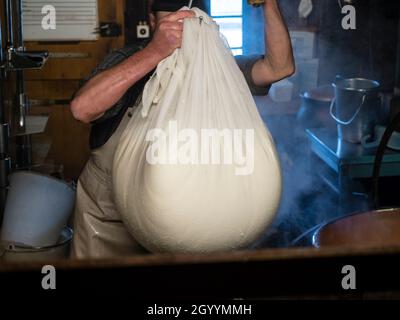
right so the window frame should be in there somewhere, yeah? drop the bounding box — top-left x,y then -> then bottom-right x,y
209,0 -> 244,55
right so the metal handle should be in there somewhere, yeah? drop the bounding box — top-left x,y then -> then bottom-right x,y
361,133 -> 380,149
330,95 -> 367,126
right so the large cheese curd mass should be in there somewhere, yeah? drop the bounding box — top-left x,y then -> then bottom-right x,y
112,8 -> 282,253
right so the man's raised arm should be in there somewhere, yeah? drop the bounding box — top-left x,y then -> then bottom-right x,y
252,0 -> 295,87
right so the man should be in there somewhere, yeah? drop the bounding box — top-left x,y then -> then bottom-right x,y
70,0 -> 295,259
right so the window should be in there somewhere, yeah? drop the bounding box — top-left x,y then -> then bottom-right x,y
210,0 -> 243,55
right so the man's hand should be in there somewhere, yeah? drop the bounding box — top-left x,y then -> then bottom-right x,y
146,10 -> 195,61
71,10 -> 195,124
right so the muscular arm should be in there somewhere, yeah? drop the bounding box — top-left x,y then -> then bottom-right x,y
252,0 -> 295,87
71,10 -> 195,124
71,48 -> 161,123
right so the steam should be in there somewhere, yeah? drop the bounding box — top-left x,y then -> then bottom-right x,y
245,0 -> 400,247
252,115 -> 340,248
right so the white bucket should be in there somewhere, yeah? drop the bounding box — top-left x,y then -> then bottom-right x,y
0,171 -> 75,247
0,227 -> 73,262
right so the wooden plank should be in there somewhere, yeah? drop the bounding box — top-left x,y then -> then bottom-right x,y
1,245 -> 400,272
25,80 -> 80,100
24,39 -> 116,80
29,105 -> 90,179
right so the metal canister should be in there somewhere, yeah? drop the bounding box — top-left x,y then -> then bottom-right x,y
330,78 -> 381,143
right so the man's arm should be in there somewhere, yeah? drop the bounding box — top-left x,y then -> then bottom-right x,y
71,49 -> 160,123
70,10 -> 195,124
251,0 -> 295,87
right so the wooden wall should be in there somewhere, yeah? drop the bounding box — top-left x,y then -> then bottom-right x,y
13,0 -> 126,180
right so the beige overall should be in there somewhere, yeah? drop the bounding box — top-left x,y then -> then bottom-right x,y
71,100 -> 146,259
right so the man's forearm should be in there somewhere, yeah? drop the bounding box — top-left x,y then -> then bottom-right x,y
71,10 -> 194,124
252,0 -> 295,86
71,46 -> 162,123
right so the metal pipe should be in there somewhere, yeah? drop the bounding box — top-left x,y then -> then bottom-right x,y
0,14 -> 9,224
13,0 -> 31,167
15,0 -> 24,48
4,0 -> 14,47
395,5 -> 400,96
373,112 -> 400,208
0,20 -> 5,126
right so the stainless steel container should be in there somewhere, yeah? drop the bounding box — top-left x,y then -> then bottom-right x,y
330,78 -> 381,143
297,85 -> 336,129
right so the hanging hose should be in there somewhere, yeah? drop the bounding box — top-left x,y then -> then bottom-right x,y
372,112 -> 400,209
